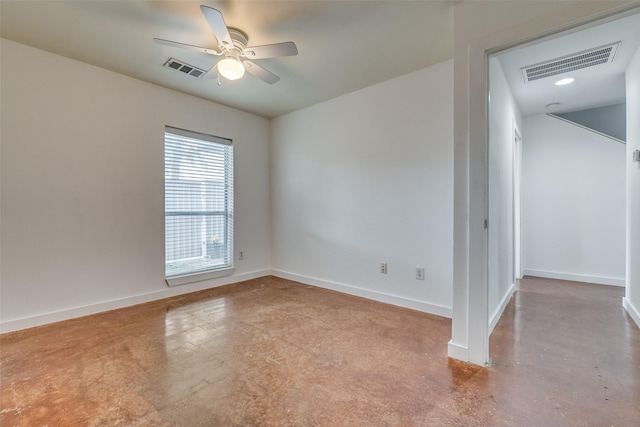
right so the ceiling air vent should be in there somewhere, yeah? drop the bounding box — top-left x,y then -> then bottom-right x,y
521,42 -> 620,83
163,58 -> 207,78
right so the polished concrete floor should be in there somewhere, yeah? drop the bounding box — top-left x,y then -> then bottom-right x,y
1,276 -> 639,426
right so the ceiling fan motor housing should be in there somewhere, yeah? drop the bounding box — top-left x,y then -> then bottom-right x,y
227,28 -> 249,55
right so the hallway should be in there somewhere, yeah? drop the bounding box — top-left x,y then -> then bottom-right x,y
1,276 -> 638,426
487,276 -> 640,425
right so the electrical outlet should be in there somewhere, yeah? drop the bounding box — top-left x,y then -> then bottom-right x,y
633,149 -> 640,163
380,262 -> 388,274
239,251 -> 244,260
416,267 -> 425,280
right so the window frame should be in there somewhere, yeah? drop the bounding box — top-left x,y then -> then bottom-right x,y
164,126 -> 234,287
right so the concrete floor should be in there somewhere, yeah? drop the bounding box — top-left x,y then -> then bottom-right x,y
1,276 -> 639,426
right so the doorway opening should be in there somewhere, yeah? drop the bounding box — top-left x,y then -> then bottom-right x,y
486,11 -> 639,348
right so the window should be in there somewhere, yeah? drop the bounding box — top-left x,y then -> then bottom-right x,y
164,126 -> 233,286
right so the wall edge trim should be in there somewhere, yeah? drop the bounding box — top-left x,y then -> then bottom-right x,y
447,340 -> 470,362
488,283 -> 516,335
623,297 -> 640,330
522,269 -> 625,287
0,269 -> 271,334
270,269 -> 452,319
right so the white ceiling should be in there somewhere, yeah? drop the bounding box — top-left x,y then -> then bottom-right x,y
0,0 -> 454,119
496,11 -> 640,117
4,2 -> 637,119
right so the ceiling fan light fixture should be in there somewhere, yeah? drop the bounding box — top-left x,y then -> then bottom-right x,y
218,57 -> 245,80
155,7 -> 297,85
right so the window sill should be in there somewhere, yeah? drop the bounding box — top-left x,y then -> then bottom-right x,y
165,266 -> 234,287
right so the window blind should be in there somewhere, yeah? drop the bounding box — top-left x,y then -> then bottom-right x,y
164,126 -> 233,280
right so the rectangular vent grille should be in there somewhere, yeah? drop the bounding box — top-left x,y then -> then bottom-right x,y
521,42 -> 620,83
163,58 -> 206,78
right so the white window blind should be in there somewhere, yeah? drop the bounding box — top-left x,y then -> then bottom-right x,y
164,126 -> 233,283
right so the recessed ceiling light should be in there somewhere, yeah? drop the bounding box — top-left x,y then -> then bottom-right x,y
555,78 -> 575,86
545,103 -> 560,111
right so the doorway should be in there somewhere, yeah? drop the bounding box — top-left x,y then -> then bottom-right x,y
450,2 -> 640,366
486,10 -> 637,350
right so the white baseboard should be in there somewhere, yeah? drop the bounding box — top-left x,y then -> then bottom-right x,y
447,340 -> 469,362
623,297 -> 640,329
522,269 -> 625,287
488,283 -> 515,335
0,269 -> 271,334
270,269 -> 452,319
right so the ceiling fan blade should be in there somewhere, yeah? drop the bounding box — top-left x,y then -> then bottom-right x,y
153,38 -> 221,56
243,60 -> 280,85
200,6 -> 233,51
243,42 -> 298,59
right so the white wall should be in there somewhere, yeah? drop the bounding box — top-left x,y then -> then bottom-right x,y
521,114 -> 626,286
270,60 -> 453,317
488,57 -> 522,333
624,46 -> 640,327
0,40 -> 271,332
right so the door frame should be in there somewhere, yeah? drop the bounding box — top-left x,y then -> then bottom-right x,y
513,123 -> 522,284
450,1 -> 640,366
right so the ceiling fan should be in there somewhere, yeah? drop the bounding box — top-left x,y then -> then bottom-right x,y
154,5 -> 298,84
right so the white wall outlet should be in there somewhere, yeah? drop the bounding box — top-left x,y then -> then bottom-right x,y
238,251 -> 244,260
633,149 -> 640,163
416,267 -> 425,280
380,262 -> 388,274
